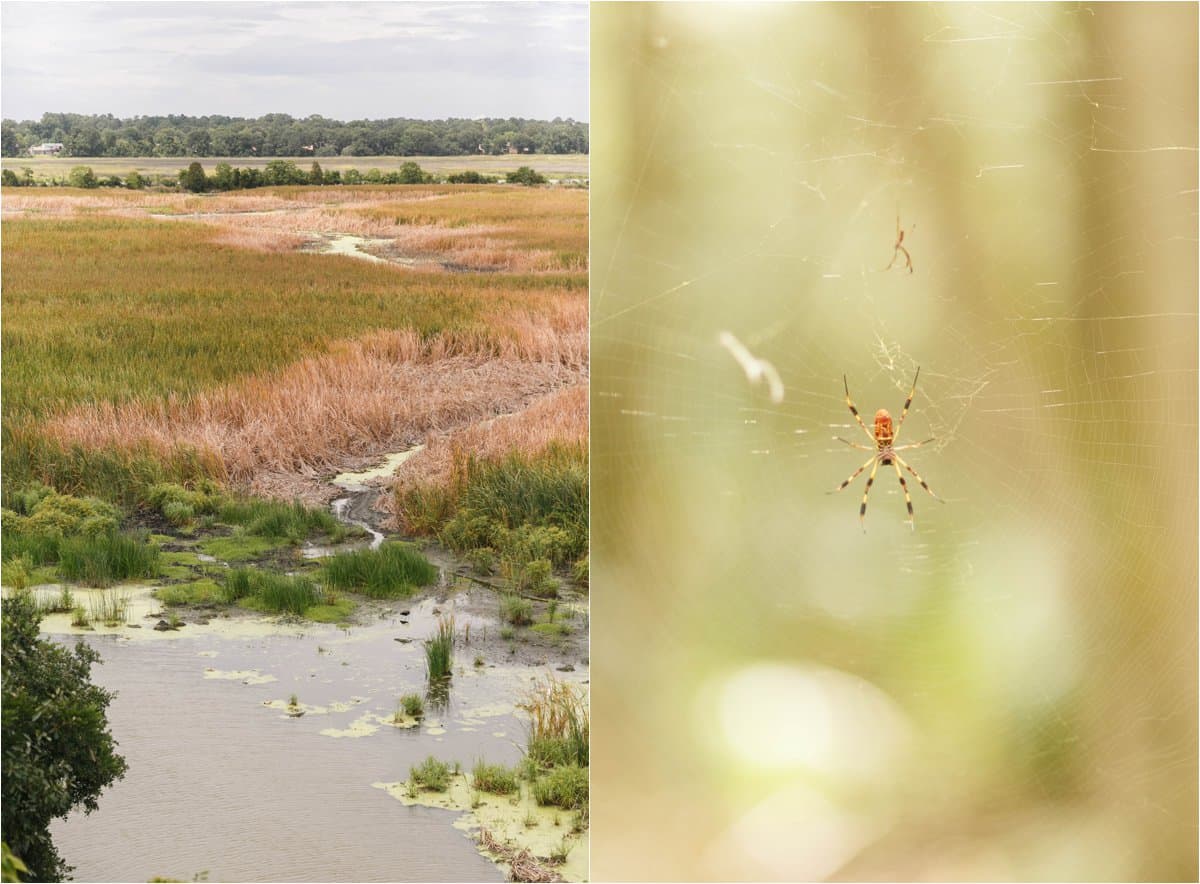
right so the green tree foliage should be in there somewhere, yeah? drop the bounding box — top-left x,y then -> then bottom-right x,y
1,843 -> 29,883
180,162 -> 208,193
309,161 -> 324,185
0,113 -> 587,158
1,592 -> 128,881
66,166 -> 97,189
507,166 -> 547,186
0,169 -> 18,187
397,161 -> 427,184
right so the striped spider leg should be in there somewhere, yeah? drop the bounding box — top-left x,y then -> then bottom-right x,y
829,367 -> 943,530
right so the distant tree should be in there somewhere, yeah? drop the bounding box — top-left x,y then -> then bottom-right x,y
180,161 -> 208,192
363,168 -> 383,184
67,165 -> 98,188
342,168 -> 362,185
447,170 -> 497,185
2,592 -> 128,881
1,169 -> 19,187
309,161 -> 324,185
185,129 -> 211,156
397,161 -> 426,184
211,163 -> 236,191
263,159 -> 303,186
507,166 -> 547,186
125,170 -> 144,190
323,169 -> 341,185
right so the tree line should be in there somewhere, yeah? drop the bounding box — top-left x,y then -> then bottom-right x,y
1,160 -> 550,191
1,113 -> 588,158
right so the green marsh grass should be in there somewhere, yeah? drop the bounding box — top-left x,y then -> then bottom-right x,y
520,678 -> 589,771
424,615 -> 455,682
410,756 -> 453,792
471,761 -> 519,795
500,593 -> 534,626
57,531 -> 159,586
399,693 -> 425,718
531,764 -> 588,810
321,542 -> 438,598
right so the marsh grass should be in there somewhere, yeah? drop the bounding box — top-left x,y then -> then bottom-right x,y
3,198 -> 586,499
500,593 -> 534,626
57,531 -> 159,586
409,756 -> 453,792
221,567 -> 322,616
531,765 -> 588,810
424,615 -> 455,682
399,693 -> 424,718
520,677 -> 589,771
88,588 -> 131,626
471,761 -> 519,795
321,542 -> 438,598
217,497 -> 344,542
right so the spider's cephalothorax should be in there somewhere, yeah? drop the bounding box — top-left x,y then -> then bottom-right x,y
831,368 -> 943,530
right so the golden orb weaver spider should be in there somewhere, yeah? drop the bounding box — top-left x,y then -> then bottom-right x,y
829,367 -> 943,531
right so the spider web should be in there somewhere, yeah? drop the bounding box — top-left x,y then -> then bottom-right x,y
590,4 -> 1197,881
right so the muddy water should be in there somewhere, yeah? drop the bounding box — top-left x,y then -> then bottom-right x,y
49,598 -> 585,882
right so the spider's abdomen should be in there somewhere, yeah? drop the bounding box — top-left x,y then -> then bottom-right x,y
874,409 -> 894,449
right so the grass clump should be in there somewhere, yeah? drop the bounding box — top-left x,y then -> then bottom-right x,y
572,556 -> 588,586
424,615 -> 455,682
499,593 -> 534,626
531,621 -> 570,638
87,588 -> 130,626
520,677 -> 589,771
531,764 -> 588,810
471,760 -> 519,795
399,693 -> 425,718
222,567 -> 329,617
57,530 -> 159,586
321,542 -> 438,599
239,572 -> 320,616
409,755 -> 453,792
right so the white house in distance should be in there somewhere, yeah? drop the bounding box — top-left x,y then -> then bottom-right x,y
29,142 -> 64,156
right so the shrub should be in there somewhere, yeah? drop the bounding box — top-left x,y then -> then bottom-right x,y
572,556 -> 588,586
507,557 -> 558,598
446,171 -> 497,184
507,166 -> 547,186
409,756 -> 453,792
472,760 -> 519,795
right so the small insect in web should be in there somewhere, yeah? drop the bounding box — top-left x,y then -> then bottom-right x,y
829,367 -> 943,531
884,212 -> 914,274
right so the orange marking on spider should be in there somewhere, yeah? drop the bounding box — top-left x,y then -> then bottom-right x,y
885,212 -> 914,274
829,367 -> 943,531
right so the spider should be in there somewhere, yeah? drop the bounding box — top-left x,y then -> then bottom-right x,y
829,367 -> 943,530
885,213 -> 914,274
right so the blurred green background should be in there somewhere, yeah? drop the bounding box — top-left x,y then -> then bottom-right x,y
590,3 -> 1196,880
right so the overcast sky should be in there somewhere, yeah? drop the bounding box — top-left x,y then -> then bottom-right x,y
1,1 -> 588,122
